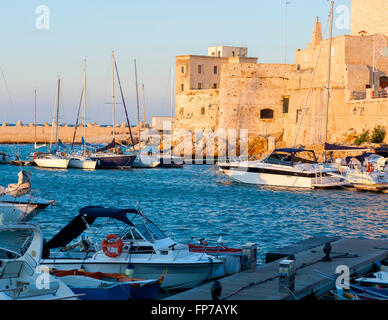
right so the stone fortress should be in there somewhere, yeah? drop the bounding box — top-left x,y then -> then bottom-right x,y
173,0 -> 388,156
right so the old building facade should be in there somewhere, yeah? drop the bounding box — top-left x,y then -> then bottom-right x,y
173,1 -> 388,155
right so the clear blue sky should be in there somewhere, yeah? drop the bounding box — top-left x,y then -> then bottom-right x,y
0,0 -> 350,125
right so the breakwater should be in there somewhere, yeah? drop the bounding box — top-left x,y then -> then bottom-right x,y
0,123 -> 138,144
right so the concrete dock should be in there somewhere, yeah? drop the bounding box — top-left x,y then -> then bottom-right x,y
165,237 -> 388,300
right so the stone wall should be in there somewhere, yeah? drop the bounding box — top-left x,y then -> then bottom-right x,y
351,0 -> 388,36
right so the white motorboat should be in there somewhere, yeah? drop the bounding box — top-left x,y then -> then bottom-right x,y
217,148 -> 346,189
68,155 -> 97,170
329,152 -> 388,187
0,223 -> 77,300
0,171 -> 54,223
33,152 -> 69,169
42,206 -> 225,290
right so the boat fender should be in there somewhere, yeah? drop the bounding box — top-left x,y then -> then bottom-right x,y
101,234 -> 123,258
366,163 -> 374,173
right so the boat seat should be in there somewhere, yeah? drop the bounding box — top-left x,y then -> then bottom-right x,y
0,260 -> 24,279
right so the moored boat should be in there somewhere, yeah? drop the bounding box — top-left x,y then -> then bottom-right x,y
52,269 -> 163,300
41,206 -> 225,290
218,148 -> 346,189
0,223 -> 78,300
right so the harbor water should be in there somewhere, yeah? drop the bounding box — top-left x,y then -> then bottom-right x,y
0,144 -> 387,263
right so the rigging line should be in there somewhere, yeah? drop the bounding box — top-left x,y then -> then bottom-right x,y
0,66 -> 14,111
71,88 -> 84,152
114,59 -> 135,150
292,11 -> 331,148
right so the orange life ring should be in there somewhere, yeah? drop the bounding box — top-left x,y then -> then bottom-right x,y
101,234 -> 123,258
366,163 -> 374,173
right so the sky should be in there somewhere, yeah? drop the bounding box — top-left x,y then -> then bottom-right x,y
0,0 -> 350,125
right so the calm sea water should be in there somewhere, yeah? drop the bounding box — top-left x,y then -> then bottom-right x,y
1,144 -> 387,263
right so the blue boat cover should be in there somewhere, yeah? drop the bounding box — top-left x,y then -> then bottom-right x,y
45,206 -> 139,249
324,143 -> 368,151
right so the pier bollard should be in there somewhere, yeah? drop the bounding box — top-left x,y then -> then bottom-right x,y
279,259 -> 296,293
241,243 -> 257,272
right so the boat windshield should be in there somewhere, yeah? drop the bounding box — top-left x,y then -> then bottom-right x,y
264,150 -> 317,166
264,151 -> 294,166
0,229 -> 32,258
293,151 -> 317,164
129,215 -> 167,241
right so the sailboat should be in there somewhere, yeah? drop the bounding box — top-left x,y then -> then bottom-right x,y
131,60 -> 160,168
91,51 -> 136,169
33,76 -> 70,169
68,58 -> 97,170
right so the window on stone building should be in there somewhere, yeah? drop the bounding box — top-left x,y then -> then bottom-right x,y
181,66 -> 185,74
201,107 -> 205,115
282,96 -> 289,114
296,109 -> 302,123
218,51 -> 221,57
260,109 -> 274,119
198,64 -> 203,74
198,82 -> 202,90
181,83 -> 184,91
214,65 -> 218,74
213,83 -> 217,89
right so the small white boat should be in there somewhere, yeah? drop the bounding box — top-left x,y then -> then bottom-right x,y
0,203 -> 38,223
218,148 -> 346,189
0,223 -> 78,300
42,206 -> 225,290
68,155 -> 97,170
0,171 -> 54,223
34,153 -> 69,169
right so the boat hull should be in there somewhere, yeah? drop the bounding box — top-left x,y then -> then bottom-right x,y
68,158 -> 97,170
34,158 -> 69,169
219,165 -> 344,188
41,259 -> 223,290
0,203 -> 38,223
91,154 -> 136,169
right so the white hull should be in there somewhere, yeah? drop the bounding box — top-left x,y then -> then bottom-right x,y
0,203 -> 38,223
34,158 -> 69,169
68,158 -> 97,170
219,163 -> 345,189
41,258 -> 223,290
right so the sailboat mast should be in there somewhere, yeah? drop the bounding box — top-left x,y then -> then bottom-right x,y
82,57 -> 87,154
112,50 -> 116,140
142,84 -> 146,128
134,59 -> 141,153
34,89 -> 37,150
324,1 -> 334,148
54,76 -> 61,149
170,66 -> 174,131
